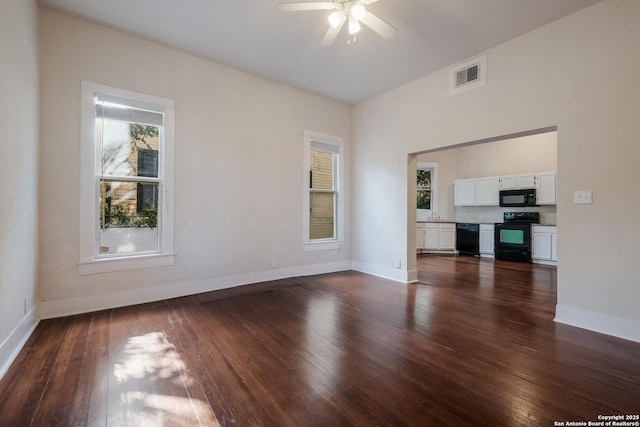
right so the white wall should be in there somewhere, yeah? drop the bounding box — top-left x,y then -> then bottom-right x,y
443,132 -> 557,179
0,0 -> 40,376
353,0 -> 640,342
38,9 -> 352,315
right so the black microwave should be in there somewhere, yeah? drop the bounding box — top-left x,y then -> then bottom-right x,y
499,189 -> 537,207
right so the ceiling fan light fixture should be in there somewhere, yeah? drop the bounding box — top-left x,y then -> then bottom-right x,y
348,15 -> 361,34
328,11 -> 343,28
277,0 -> 397,46
350,4 -> 366,20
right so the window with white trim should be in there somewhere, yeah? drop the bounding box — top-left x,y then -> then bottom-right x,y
79,82 -> 175,275
303,130 -> 344,251
417,162 -> 438,220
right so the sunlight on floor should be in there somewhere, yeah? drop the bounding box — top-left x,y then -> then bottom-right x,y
114,331 -> 220,426
305,297 -> 340,396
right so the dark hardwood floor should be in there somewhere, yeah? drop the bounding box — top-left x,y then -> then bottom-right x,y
1,255 -> 639,426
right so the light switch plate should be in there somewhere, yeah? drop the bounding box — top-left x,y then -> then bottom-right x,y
574,190 -> 593,204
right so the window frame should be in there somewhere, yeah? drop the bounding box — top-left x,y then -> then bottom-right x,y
78,81 -> 175,275
302,130 -> 344,252
417,162 -> 438,220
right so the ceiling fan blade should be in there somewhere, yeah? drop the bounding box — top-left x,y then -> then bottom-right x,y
360,11 -> 397,39
320,16 -> 346,47
277,2 -> 336,12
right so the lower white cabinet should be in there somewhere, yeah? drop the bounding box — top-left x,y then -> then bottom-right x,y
417,222 -> 456,252
438,224 -> 456,251
532,225 -> 558,264
416,223 -> 425,250
479,224 -> 494,257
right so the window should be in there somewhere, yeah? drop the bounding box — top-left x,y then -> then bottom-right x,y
417,162 -> 438,220
136,149 -> 159,214
417,169 -> 432,209
79,82 -> 175,274
303,130 -> 344,251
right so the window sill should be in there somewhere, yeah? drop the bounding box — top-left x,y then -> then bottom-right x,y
78,253 -> 175,275
303,241 -> 344,252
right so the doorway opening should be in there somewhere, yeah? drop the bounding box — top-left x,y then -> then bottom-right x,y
407,126 -> 558,284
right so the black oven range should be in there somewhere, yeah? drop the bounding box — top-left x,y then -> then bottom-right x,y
494,212 -> 540,263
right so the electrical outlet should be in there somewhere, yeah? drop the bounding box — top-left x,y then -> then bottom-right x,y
24,297 -> 28,314
272,258 -> 278,268
395,259 -> 402,269
573,190 -> 593,204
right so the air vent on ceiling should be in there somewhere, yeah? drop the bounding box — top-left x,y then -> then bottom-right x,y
449,55 -> 487,96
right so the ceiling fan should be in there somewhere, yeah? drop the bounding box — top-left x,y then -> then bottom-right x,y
277,0 -> 397,47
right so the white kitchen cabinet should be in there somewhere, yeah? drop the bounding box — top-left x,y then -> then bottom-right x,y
455,171 -> 555,207
474,177 -> 500,206
424,226 -> 440,250
532,225 -> 558,265
418,222 -> 456,252
535,171 -> 557,205
438,224 -> 456,250
416,223 -> 425,251
499,175 -> 517,190
454,177 -> 499,206
517,174 -> 536,189
499,173 -> 536,190
454,179 -> 475,206
479,224 -> 494,257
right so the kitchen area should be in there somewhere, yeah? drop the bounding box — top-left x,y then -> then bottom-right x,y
415,131 -> 557,265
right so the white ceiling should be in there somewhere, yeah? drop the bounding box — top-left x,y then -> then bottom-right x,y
38,0 -> 601,105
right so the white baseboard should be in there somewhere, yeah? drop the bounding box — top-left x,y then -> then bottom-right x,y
407,269 -> 418,283
554,304 -> 640,343
0,307 -> 39,380
532,259 -> 556,266
39,261 -> 352,319
351,261 -> 410,283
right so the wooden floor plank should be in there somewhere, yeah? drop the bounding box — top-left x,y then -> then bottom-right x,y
0,317 -> 71,426
29,313 -> 94,426
1,256 -> 639,426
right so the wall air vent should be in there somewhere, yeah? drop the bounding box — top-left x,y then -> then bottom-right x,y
449,54 -> 487,96
456,64 -> 478,86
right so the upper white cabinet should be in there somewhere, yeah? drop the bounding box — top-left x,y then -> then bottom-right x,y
454,179 -> 476,206
535,171 -> 557,205
474,177 -> 500,205
454,177 -> 499,206
499,173 -> 536,190
456,171 -> 557,207
518,174 -> 536,189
